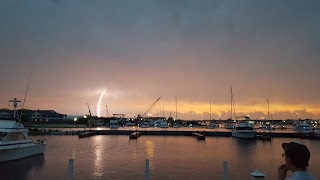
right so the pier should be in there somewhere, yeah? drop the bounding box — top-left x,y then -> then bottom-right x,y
129,131 -> 142,139
193,132 -> 205,140
28,128 -> 320,140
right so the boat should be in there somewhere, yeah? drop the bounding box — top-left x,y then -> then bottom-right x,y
0,98 -> 46,163
109,119 -> 119,129
294,122 -> 313,134
160,121 -> 169,128
206,124 -> 216,129
231,116 -> 257,139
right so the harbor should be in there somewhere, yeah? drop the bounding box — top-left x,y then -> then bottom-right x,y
1,135 -> 319,180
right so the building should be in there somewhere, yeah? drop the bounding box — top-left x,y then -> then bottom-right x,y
0,109 -> 67,122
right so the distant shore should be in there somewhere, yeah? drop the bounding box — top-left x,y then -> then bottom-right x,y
28,123 -> 87,128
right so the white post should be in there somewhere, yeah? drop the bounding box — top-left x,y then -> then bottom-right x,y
68,159 -> 74,180
223,161 -> 228,180
145,159 -> 149,180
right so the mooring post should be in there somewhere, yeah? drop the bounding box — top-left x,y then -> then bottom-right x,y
145,159 -> 149,180
223,160 -> 228,180
68,159 -> 74,180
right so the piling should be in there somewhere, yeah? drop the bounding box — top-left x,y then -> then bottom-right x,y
223,161 -> 228,180
145,159 -> 149,180
68,159 -> 74,180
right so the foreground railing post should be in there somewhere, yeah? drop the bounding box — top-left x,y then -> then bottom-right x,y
68,159 -> 74,180
223,161 -> 228,180
250,170 -> 265,180
145,159 -> 149,180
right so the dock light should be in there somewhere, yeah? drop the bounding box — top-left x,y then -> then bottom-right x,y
74,118 -> 78,122
84,115 -> 87,118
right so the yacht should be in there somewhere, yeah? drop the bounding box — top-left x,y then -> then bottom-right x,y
294,122 -> 312,133
232,117 -> 257,139
0,98 -> 46,162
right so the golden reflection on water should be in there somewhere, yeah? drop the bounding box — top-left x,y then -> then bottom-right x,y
92,135 -> 104,178
146,140 -> 154,160
146,140 -> 155,169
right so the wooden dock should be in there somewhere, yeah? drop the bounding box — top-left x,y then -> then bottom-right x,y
256,134 -> 272,141
193,133 -> 205,140
130,132 -> 142,139
78,132 -> 95,138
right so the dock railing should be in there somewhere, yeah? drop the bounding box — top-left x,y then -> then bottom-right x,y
67,158 -> 265,180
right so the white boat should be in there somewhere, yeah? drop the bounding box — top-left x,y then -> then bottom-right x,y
160,121 -> 169,128
0,98 -> 46,163
141,122 -> 149,128
232,118 -> 257,139
172,124 -> 181,128
206,124 -> 216,129
109,119 -> 119,129
294,122 -> 312,133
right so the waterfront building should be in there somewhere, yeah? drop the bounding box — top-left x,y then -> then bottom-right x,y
0,109 -> 66,122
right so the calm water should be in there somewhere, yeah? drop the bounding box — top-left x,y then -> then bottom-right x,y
0,135 -> 319,180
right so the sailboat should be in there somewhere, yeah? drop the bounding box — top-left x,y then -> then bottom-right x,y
230,88 -> 257,139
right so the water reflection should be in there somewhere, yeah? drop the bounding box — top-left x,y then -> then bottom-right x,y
0,154 -> 45,180
92,135 -> 104,178
146,140 -> 154,160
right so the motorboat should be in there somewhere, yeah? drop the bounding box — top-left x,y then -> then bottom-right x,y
294,122 -> 312,133
0,98 -> 46,163
232,117 -> 256,139
206,124 -> 216,129
160,121 -> 169,128
109,119 -> 119,129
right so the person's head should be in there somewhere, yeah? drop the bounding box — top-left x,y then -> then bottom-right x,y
282,142 -> 310,170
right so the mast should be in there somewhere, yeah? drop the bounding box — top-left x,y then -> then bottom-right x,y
210,100 -> 212,120
230,87 -> 233,121
175,96 -> 177,120
267,98 -> 270,120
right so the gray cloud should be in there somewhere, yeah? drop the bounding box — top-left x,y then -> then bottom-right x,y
1,0 -> 319,119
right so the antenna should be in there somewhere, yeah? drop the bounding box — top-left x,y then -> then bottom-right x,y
9,98 -> 22,119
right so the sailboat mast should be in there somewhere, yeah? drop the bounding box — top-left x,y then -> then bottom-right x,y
175,96 -> 177,120
230,87 -> 233,121
267,98 -> 270,120
210,100 -> 212,120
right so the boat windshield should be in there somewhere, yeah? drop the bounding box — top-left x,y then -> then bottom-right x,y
236,127 -> 254,130
3,132 -> 26,141
0,132 -> 7,141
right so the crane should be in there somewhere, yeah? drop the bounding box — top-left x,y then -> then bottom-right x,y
87,103 -> 92,117
106,105 -> 109,117
140,97 -> 161,118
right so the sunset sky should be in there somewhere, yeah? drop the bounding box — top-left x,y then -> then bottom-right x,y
1,0 -> 319,120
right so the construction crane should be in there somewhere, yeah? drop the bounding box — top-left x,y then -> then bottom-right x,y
140,97 -> 161,118
87,103 -> 92,117
106,105 -> 109,117
87,103 -> 93,128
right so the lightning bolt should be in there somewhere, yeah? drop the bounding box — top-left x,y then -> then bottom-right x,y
97,89 -> 106,117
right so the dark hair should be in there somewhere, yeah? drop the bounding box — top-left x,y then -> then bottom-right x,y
283,142 -> 310,169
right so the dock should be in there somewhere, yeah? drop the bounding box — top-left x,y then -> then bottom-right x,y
256,134 -> 272,141
129,132 -> 142,139
193,133 -> 205,140
78,132 -> 95,138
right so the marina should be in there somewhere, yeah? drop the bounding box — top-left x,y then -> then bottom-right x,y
0,135 -> 319,180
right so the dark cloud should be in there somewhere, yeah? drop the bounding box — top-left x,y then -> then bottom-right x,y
0,0 -> 319,119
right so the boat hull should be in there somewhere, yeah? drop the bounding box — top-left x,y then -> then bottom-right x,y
0,143 -> 46,163
232,131 -> 257,139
